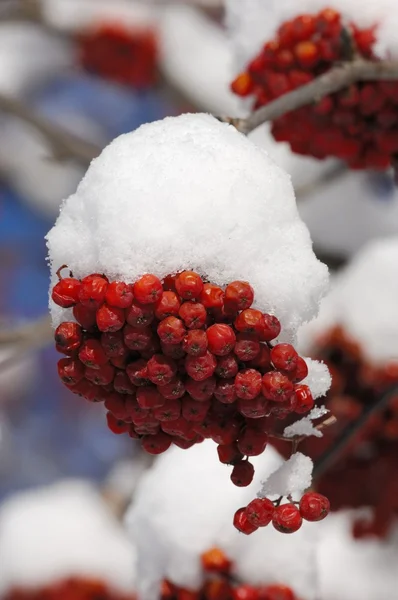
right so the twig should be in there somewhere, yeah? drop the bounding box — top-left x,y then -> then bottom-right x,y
0,94 -> 101,165
269,414 -> 337,446
220,60 -> 398,134
0,315 -> 53,372
313,386 -> 398,479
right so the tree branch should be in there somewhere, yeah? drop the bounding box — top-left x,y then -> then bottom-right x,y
220,60 -> 398,134
0,94 -> 101,165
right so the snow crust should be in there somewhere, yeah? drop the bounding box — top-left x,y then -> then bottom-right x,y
126,441 -> 319,600
259,452 -> 313,497
47,113 -> 329,343
298,238 -> 398,363
283,406 -> 329,439
226,0 -> 398,73
0,480 -> 136,594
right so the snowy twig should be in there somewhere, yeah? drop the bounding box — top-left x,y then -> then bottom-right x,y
313,386 -> 398,479
0,94 -> 100,165
220,59 -> 398,134
0,315 -> 53,372
269,414 -> 337,446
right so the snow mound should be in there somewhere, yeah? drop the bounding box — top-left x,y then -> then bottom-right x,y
126,440 -> 319,600
259,452 -> 313,497
298,237 -> 398,363
226,0 -> 398,73
0,480 -> 136,594
47,113 -> 328,345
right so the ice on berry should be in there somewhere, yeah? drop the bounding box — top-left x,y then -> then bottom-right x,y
47,113 -> 328,343
0,481 -> 136,595
298,237 -> 398,363
126,440 -> 319,600
258,452 -> 313,498
283,405 -> 329,438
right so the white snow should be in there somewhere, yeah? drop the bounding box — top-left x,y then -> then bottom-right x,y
47,113 -> 329,346
226,0 -> 398,74
259,452 -> 313,498
298,237 -> 398,364
0,480 -> 136,594
126,440 -> 319,600
302,358 -> 332,399
283,406 -> 329,439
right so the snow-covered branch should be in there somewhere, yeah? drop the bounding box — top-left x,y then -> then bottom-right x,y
220,59 -> 398,134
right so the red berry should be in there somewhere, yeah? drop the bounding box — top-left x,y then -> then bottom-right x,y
146,354 -> 177,385
272,504 -> 302,533
238,396 -> 269,418
231,460 -> 255,487
262,372 -> 294,402
106,412 -> 129,434
52,277 -> 81,308
124,325 -> 152,351
290,356 -> 308,382
217,442 -> 244,464
57,357 -> 85,385
157,316 -> 186,344
214,379 -> 236,404
79,339 -> 108,368
294,384 -> 314,413
259,585 -> 295,600
105,393 -> 130,419
233,586 -> 259,600
96,303 -> 125,332
72,304 -> 97,330
182,396 -> 210,422
54,322 -> 82,354
69,379 -> 104,402
186,376 -> 216,401
234,334 -> 261,361
237,428 -> 268,456
247,345 -> 271,372
175,271 -> 204,299
225,281 -> 254,310
230,73 -> 254,97
182,329 -> 208,357
199,284 -> 224,309
133,274 -> 163,304
126,359 -> 150,386
235,369 -> 262,400
246,498 -> 275,527
126,300 -> 154,328
101,331 -> 125,358
234,309 -> 263,334
158,378 -> 186,400
161,417 -> 192,437
161,343 -> 185,359
79,276 -> 108,308
141,432 -> 172,454
206,324 -> 236,356
215,354 -> 239,379
271,343 -> 298,372
113,371 -> 136,394
259,314 -> 281,342
185,351 -> 217,381
155,291 -> 181,319
136,386 -> 165,409
201,547 -> 231,574
179,301 -> 207,329
105,281 -> 133,308
209,418 -> 240,445
294,41 -> 319,68
153,399 -> 182,421
299,492 -> 330,521
233,507 -> 258,534
85,363 -> 115,386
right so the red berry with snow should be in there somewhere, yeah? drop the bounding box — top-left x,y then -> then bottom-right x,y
272,504 -> 303,533
155,291 -> 181,319
294,384 -> 315,413
79,276 -> 108,309
271,344 -> 298,372
235,369 -> 262,400
299,492 -> 330,521
175,271 -> 204,299
52,277 -> 81,308
105,281 -> 133,308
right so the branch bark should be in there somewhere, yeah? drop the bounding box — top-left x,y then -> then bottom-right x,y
220,60 -> 398,134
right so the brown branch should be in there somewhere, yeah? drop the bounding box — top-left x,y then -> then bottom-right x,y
0,94 -> 101,166
220,60 -> 398,134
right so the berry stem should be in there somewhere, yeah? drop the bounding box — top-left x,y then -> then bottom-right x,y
313,385 -> 398,480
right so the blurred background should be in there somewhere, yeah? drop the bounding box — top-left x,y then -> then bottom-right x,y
0,1 -> 397,599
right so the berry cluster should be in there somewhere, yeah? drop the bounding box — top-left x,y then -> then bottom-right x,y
233,492 -> 330,535
53,269 -> 318,508
231,8 -> 398,170
161,547 -> 300,600
4,577 -> 134,600
277,326 -> 398,538
79,24 -> 158,88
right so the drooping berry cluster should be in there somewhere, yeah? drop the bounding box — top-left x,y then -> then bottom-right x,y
79,24 -> 158,88
234,492 -> 330,535
231,8 -> 398,170
53,269 -> 315,491
161,547 -> 300,600
275,326 -> 398,538
4,577 -> 135,600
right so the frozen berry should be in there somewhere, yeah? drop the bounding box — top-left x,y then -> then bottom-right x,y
52,276 -> 81,308
158,378 -> 186,400
199,284 -> 224,309
105,281 -> 133,308
214,379 -> 236,404
175,271 -> 204,299
294,384 -> 314,413
85,363 -> 115,386
234,334 -> 261,361
225,281 -> 254,310
237,428 -> 268,456
186,376 -> 216,401
126,300 -> 154,328
73,304 -> 97,330
299,492 -> 330,521
153,399 -> 182,421
106,412 -> 130,434
155,291 -> 181,319
217,442 -> 244,464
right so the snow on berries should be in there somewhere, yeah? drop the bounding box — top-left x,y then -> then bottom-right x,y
228,0 -> 398,169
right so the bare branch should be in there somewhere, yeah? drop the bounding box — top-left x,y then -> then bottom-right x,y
0,94 -> 101,166
220,60 -> 398,134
